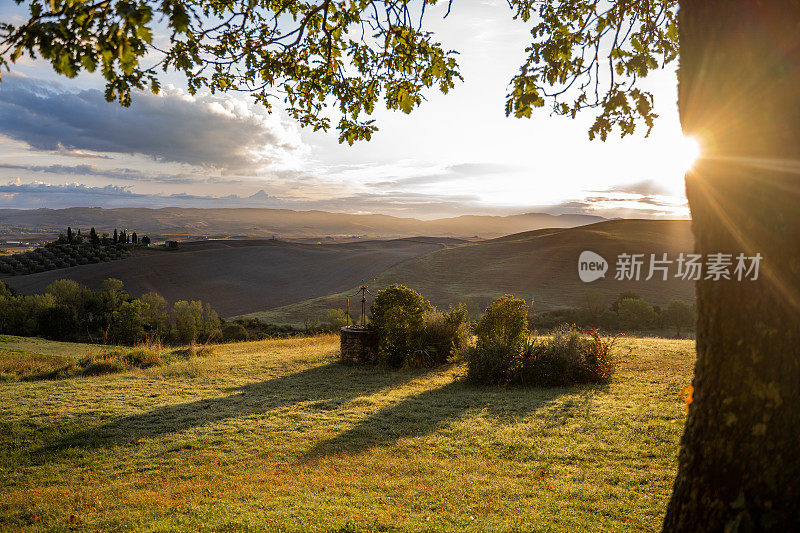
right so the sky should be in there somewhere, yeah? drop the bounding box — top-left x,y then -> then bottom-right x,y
0,1 -> 692,220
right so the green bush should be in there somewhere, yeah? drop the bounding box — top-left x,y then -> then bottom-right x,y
465,339 -> 524,385
617,297 -> 656,330
465,295 -> 529,384
521,325 -> 586,386
324,309 -> 351,330
370,284 -> 431,367
662,299 -> 695,337
419,304 -> 471,366
222,322 -> 249,342
467,320 -> 618,387
172,300 -> 222,344
475,295 -> 528,352
366,285 -> 470,368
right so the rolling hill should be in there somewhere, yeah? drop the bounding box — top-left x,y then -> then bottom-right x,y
2,238 -> 461,317
0,207 -> 604,241
243,219 -> 696,325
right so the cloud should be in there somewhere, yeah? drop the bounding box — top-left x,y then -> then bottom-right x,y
0,163 -> 203,184
367,162 -> 515,189
0,178 -> 690,219
597,179 -> 671,196
0,179 -> 494,216
51,144 -> 113,159
0,75 -> 302,172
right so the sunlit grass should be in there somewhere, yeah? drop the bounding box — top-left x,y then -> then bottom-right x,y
0,334 -> 693,531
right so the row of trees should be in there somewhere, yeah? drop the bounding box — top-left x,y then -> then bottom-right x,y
532,290 -> 695,337
0,279 -> 220,345
57,227 -> 151,247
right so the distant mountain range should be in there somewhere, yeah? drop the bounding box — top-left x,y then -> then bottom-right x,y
0,207 -> 606,241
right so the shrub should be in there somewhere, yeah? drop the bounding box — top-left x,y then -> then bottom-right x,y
583,328 -> 618,383
522,325 -> 587,386
222,322 -> 249,342
172,300 -> 222,344
230,318 -> 304,339
662,299 -> 695,337
466,295 -> 529,384
421,304 -> 471,366
468,323 -> 618,387
466,339 -> 524,385
370,284 -> 431,367
475,295 -> 528,352
610,291 -> 641,313
617,297 -> 656,330
324,308 -> 351,330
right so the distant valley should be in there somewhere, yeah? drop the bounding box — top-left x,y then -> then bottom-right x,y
2,218 -> 694,322
0,206 -> 605,242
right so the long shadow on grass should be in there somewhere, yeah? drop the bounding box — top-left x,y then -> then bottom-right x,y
41,362 -> 429,456
302,380 -> 598,460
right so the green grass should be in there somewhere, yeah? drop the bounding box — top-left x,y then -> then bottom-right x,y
0,334 -> 694,531
0,335 -> 103,359
0,336 -> 184,382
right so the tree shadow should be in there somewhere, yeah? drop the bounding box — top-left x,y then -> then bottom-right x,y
302,380 -> 602,460
39,361 -> 429,457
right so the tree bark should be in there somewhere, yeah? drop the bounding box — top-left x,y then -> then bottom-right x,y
664,1 -> 800,531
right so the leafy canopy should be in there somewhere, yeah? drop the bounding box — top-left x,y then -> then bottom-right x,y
1,0 -> 677,142
506,0 -> 678,139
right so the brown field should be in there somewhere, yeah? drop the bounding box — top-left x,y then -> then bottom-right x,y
245,219 -> 696,325
2,238 -> 460,317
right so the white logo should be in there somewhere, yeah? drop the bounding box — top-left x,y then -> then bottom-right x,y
578,251 -> 608,283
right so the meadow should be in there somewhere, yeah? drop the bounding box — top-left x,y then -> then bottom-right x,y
0,334 -> 694,531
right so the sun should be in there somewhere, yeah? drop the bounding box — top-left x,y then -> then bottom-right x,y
676,135 -> 701,172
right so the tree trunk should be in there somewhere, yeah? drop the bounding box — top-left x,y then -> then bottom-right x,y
664,1 -> 800,531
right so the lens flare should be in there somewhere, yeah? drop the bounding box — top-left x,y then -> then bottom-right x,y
678,136 -> 701,172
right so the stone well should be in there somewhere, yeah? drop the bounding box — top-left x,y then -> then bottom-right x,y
340,326 -> 378,364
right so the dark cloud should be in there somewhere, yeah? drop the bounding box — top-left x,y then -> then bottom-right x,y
0,163 -> 202,184
0,75 -> 299,171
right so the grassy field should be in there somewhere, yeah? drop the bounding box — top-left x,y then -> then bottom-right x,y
240,219 -> 695,326
0,334 -> 694,531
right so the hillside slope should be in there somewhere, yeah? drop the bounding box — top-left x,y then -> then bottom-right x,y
246,219 -> 695,325
3,238 -> 459,316
0,207 -> 604,240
